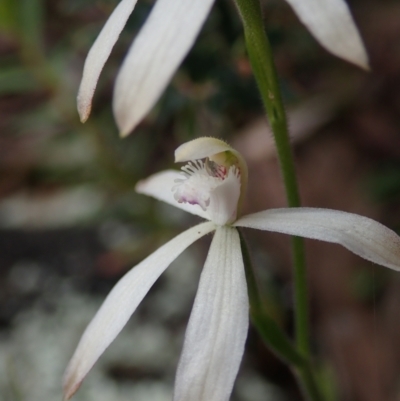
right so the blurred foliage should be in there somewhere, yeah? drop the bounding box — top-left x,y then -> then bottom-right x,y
0,0 -> 287,229
367,164 -> 400,202
0,3 -> 242,176
1,1 -> 400,400
0,0 -> 353,226
1,0 -> 399,282
351,264 -> 389,306
2,0 -> 399,289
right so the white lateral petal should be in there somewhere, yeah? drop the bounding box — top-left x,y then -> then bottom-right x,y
174,226 -> 249,401
63,221 -> 215,400
285,0 -> 369,69
77,0 -> 138,122
135,170 -> 209,220
113,0 -> 215,136
235,208 -> 400,271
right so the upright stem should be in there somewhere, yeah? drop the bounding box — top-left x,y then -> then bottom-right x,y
239,230 -> 305,368
233,0 -> 309,356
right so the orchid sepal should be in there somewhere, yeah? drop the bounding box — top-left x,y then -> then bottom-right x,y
173,226 -> 248,401
113,0 -> 215,136
235,208 -> 400,271
283,0 -> 369,70
77,0 -> 138,123
62,221 -> 215,400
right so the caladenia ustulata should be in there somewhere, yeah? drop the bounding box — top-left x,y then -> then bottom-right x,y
63,137 -> 400,401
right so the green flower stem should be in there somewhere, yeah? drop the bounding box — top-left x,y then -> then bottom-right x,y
295,365 -> 325,401
239,231 -> 324,401
239,230 -> 304,367
233,0 -> 309,356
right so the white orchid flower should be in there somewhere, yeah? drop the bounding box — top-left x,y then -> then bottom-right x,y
78,0 -> 369,135
63,137 -> 400,401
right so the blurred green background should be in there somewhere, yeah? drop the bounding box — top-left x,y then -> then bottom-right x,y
0,0 -> 400,400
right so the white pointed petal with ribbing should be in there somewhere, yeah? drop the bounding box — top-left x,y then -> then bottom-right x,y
63,222 -> 215,400
77,0 -> 138,122
285,0 -> 369,69
235,208 -> 400,271
113,0 -> 215,136
135,170 -> 210,220
174,226 -> 249,401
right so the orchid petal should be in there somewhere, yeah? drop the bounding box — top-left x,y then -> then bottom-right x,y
63,221 -> 215,400
135,170 -> 209,220
235,208 -> 400,271
285,0 -> 369,69
174,226 -> 249,401
113,0 -> 215,136
77,0 -> 138,122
